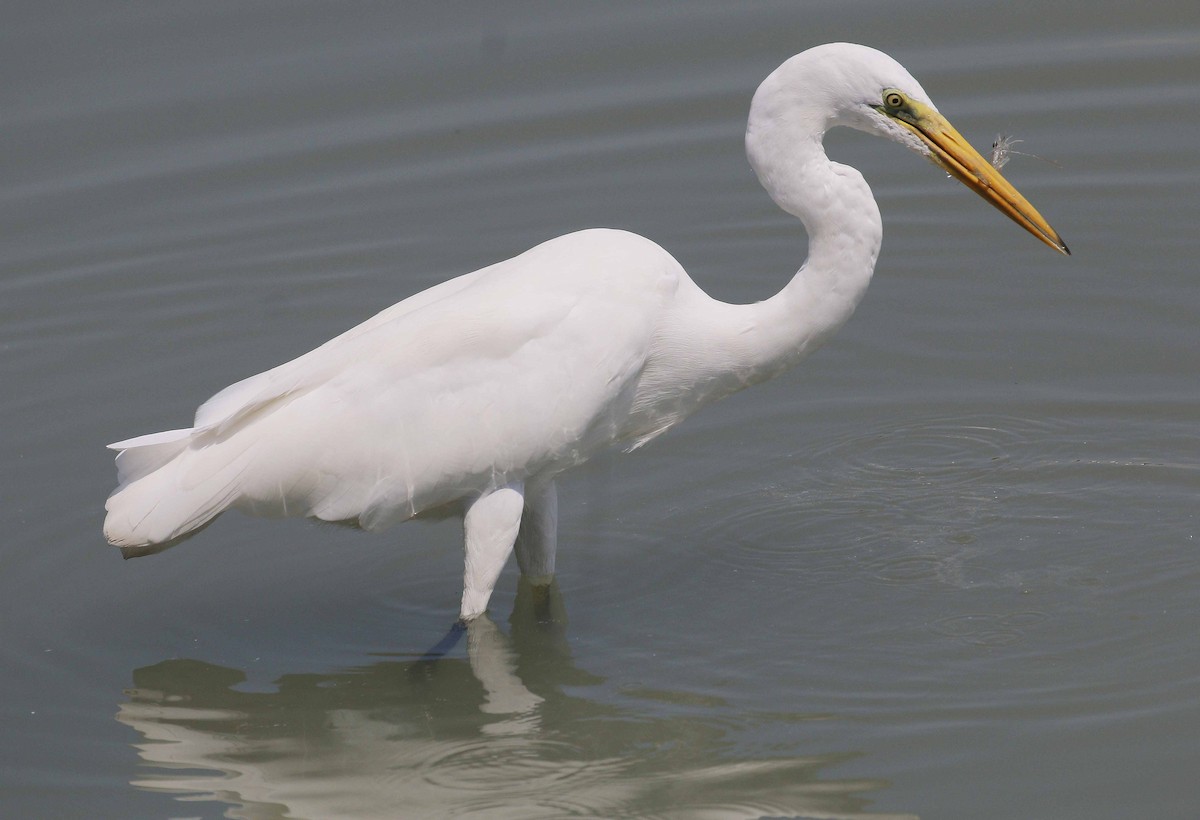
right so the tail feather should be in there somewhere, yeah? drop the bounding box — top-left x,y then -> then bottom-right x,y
109,428 -> 192,485
104,428 -> 247,552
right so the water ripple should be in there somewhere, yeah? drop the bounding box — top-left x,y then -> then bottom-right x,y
701,413 -> 1079,591
926,610 -> 1050,647
420,738 -> 620,792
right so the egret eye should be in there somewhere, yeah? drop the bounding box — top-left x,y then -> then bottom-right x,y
882,90 -> 906,110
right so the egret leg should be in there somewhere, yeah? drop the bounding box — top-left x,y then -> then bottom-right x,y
514,479 -> 557,586
411,620 -> 467,678
460,483 -> 525,622
421,620 -> 467,658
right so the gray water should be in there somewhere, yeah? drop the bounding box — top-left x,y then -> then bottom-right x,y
3,3 -> 1198,818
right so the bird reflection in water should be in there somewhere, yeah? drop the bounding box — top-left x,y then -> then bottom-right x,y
118,582 -> 916,819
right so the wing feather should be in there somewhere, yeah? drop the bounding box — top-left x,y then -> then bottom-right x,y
105,229 -> 683,547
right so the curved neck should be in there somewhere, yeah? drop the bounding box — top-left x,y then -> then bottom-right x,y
706,123 -> 881,386
624,103 -> 885,446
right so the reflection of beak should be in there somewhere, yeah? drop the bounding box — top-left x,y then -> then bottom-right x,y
891,101 -> 1069,255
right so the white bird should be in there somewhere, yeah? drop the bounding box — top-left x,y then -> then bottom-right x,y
104,43 -> 1068,621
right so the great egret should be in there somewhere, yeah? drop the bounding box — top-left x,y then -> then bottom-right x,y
104,43 -> 1068,621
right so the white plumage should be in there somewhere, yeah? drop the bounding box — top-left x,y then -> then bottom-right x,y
105,44 -> 1066,621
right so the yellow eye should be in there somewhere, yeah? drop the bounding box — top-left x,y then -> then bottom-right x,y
882,90 -> 906,110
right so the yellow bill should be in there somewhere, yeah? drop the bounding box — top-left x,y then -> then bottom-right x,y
881,93 -> 1069,255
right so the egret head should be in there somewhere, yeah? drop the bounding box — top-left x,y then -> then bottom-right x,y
749,43 -> 1069,255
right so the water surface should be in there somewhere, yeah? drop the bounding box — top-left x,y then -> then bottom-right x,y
2,3 -> 1198,818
